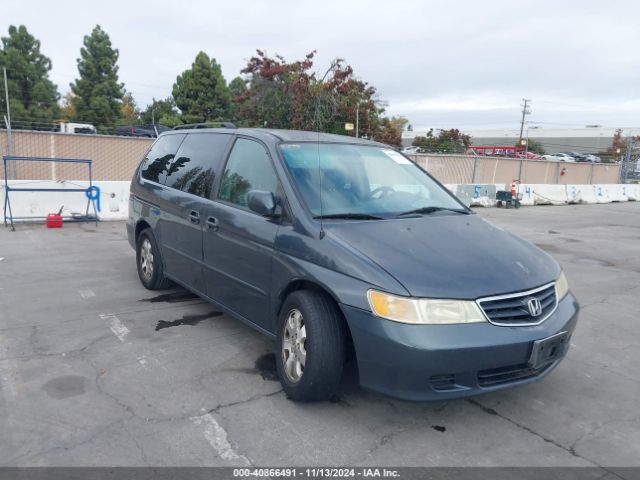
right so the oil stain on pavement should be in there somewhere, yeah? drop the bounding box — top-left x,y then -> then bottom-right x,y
42,375 -> 89,399
254,353 -> 278,381
155,311 -> 223,331
140,291 -> 199,303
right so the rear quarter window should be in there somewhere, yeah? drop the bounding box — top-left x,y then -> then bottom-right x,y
139,134 -> 186,184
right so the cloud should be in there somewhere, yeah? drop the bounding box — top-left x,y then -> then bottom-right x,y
1,0 -> 638,128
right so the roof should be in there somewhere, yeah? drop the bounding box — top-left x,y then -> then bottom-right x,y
163,127 -> 387,146
242,128 -> 386,146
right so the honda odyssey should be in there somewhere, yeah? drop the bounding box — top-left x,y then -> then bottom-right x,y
127,127 -> 579,401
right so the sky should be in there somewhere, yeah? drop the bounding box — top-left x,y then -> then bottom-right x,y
2,0 -> 639,131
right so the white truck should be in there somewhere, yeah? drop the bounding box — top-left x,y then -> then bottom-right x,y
57,122 -> 97,134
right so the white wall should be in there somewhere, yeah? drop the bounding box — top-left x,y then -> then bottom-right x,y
2,180 -> 638,225
1,180 -> 130,222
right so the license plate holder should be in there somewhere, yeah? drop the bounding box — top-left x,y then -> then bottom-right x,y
528,331 -> 568,369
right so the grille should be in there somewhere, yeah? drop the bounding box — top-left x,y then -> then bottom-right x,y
477,282 -> 557,326
478,362 -> 553,388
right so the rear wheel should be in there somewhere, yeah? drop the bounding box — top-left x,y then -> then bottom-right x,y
136,228 -> 172,290
276,290 -> 345,401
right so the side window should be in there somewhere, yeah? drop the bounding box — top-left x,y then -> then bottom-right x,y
218,138 -> 278,208
164,133 -> 231,198
140,134 -> 186,184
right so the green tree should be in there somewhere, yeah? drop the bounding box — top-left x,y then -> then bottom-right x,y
0,25 -> 60,129
236,50 -> 399,142
60,92 -> 75,121
119,92 -> 140,125
517,138 -> 545,155
172,52 -> 230,123
603,129 -> 640,162
229,76 -> 247,99
413,128 -> 471,153
70,25 -> 124,130
141,96 -> 181,127
374,116 -> 408,146
228,76 -> 247,124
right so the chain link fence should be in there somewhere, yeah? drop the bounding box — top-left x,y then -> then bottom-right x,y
1,129 -> 152,181
409,154 -> 620,185
1,129 -> 622,185
619,140 -> 640,183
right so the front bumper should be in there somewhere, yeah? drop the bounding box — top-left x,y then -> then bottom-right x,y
341,293 -> 579,401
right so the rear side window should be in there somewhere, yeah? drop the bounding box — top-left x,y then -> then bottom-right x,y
165,133 -> 231,198
140,134 -> 186,184
218,138 -> 278,208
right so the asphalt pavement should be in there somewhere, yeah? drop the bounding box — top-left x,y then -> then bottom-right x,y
0,203 -> 639,469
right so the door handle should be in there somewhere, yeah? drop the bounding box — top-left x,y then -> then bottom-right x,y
206,216 -> 219,231
188,210 -> 200,224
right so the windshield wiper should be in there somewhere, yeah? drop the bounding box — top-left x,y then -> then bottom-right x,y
395,206 -> 470,217
313,213 -> 385,220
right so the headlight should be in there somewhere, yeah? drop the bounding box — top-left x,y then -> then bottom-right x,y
556,271 -> 570,300
367,290 -> 486,325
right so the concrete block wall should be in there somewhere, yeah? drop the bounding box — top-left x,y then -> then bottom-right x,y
2,180 -> 638,225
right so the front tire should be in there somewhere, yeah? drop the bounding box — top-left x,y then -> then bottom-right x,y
136,228 -> 172,290
276,290 -> 346,402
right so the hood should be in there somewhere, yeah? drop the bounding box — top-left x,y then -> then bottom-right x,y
326,214 -> 560,299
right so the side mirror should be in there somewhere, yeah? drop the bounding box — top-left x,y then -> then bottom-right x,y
246,190 -> 278,217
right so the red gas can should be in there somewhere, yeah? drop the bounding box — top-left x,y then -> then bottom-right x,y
46,213 -> 63,228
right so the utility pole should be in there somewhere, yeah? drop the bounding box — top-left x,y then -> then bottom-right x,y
518,98 -> 531,144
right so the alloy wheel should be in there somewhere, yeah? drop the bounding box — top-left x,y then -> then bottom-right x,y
140,238 -> 154,281
282,308 -> 306,383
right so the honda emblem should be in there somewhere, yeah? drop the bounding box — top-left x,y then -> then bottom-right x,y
527,297 -> 543,317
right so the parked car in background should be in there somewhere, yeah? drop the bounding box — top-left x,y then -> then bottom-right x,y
514,151 -> 543,160
116,124 -> 170,138
561,152 -> 589,162
543,153 -> 575,162
584,154 -> 601,163
127,127 -> 578,402
401,146 -> 423,154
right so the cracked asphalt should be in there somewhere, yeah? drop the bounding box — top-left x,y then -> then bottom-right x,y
0,202 -> 639,468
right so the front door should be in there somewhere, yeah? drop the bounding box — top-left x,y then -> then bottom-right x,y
202,137 -> 281,330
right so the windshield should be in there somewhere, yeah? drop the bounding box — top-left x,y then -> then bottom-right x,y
280,143 -> 465,218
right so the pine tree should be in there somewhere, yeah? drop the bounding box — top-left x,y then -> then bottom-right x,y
0,25 -> 60,129
228,76 -> 247,124
70,25 -> 124,129
172,52 -> 230,123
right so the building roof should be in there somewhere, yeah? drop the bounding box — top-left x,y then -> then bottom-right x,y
403,126 -> 640,139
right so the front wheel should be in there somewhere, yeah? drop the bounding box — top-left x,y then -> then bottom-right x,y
276,290 -> 346,401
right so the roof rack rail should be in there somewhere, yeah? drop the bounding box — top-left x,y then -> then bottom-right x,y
173,122 -> 237,130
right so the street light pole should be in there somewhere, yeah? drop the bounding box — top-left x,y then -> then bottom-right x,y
3,67 -> 14,179
355,104 -> 359,139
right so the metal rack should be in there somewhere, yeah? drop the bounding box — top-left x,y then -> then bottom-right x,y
3,156 -> 99,231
